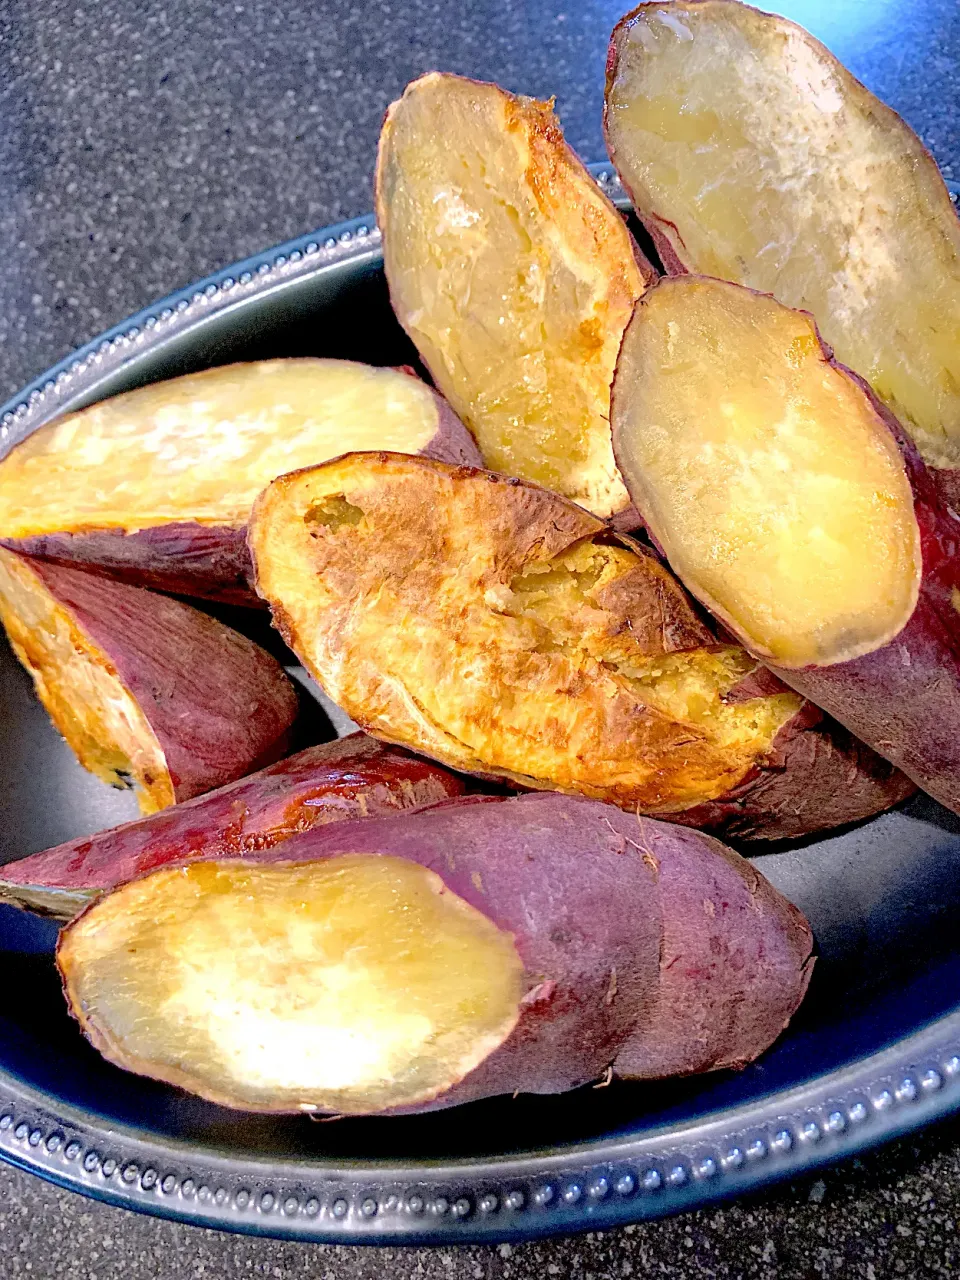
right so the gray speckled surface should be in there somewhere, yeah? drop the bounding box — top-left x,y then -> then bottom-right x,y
1,0 -> 960,1273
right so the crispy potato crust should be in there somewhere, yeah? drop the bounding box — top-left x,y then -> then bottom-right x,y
376,72 -> 653,520
604,0 -> 960,483
0,551 -> 298,813
0,733 -> 467,919
249,451 -> 823,814
0,360 -> 479,603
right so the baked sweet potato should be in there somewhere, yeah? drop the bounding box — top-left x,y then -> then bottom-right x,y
56,793 -> 813,1114
248,450 -> 912,836
0,732 -> 467,919
612,274 -> 960,812
0,360 -> 479,604
604,0 -> 960,505
0,549 -> 298,815
376,72 -> 654,523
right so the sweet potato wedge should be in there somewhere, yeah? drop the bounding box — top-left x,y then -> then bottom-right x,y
604,0 -> 960,503
0,732 -> 467,919
248,450 -> 912,835
612,274 -> 960,812
56,793 -> 813,1114
0,550 -> 298,815
376,72 -> 654,522
0,360 -> 479,604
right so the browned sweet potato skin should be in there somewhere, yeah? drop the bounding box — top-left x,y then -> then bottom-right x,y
250,452 -> 911,837
0,363 -> 480,606
21,557 -> 299,805
613,823 -> 814,1079
0,733 -> 468,919
674,671 -> 916,841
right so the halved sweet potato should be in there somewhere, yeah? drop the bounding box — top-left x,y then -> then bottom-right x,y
0,732 -> 467,919
604,1 -> 960,502
612,275 -> 960,813
0,360 -> 479,604
57,793 -> 813,1114
248,451 -> 912,835
0,550 -> 298,815
376,72 -> 654,522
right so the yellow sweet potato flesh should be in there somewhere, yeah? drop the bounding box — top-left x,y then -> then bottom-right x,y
0,549 -> 173,811
376,72 -> 650,518
0,360 -> 445,537
613,277 -> 921,667
605,0 -> 960,470
58,855 -> 524,1114
249,453 -> 801,812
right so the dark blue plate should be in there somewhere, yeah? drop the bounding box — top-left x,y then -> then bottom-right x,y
1,166 -> 959,1244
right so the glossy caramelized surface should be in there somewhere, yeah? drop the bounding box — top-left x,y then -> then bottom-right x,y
377,73 -> 651,518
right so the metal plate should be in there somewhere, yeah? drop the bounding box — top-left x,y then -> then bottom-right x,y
1,166 -> 960,1245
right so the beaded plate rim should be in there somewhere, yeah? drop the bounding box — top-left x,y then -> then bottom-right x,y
0,164 -> 959,1244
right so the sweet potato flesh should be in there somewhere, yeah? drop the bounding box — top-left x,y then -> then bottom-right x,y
377,73 -> 649,518
249,454 -> 802,811
605,1 -> 960,470
0,549 -> 173,811
58,856 -> 524,1114
0,360 -> 445,538
613,277 -> 921,668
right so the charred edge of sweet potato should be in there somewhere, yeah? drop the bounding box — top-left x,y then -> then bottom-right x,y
671,701 -> 916,841
251,454 -> 816,817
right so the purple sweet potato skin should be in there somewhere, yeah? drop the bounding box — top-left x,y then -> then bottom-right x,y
244,792 -> 812,1110
4,524 -> 257,606
932,468 -> 960,517
27,557 -> 299,804
254,792 -> 665,1109
0,733 -> 468,917
674,691 -> 916,841
613,823 -> 815,1079
394,367 -> 484,468
766,383 -> 960,815
1,380 -> 479,606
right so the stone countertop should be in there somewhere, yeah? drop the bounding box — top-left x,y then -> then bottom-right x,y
0,0 -> 959,1275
